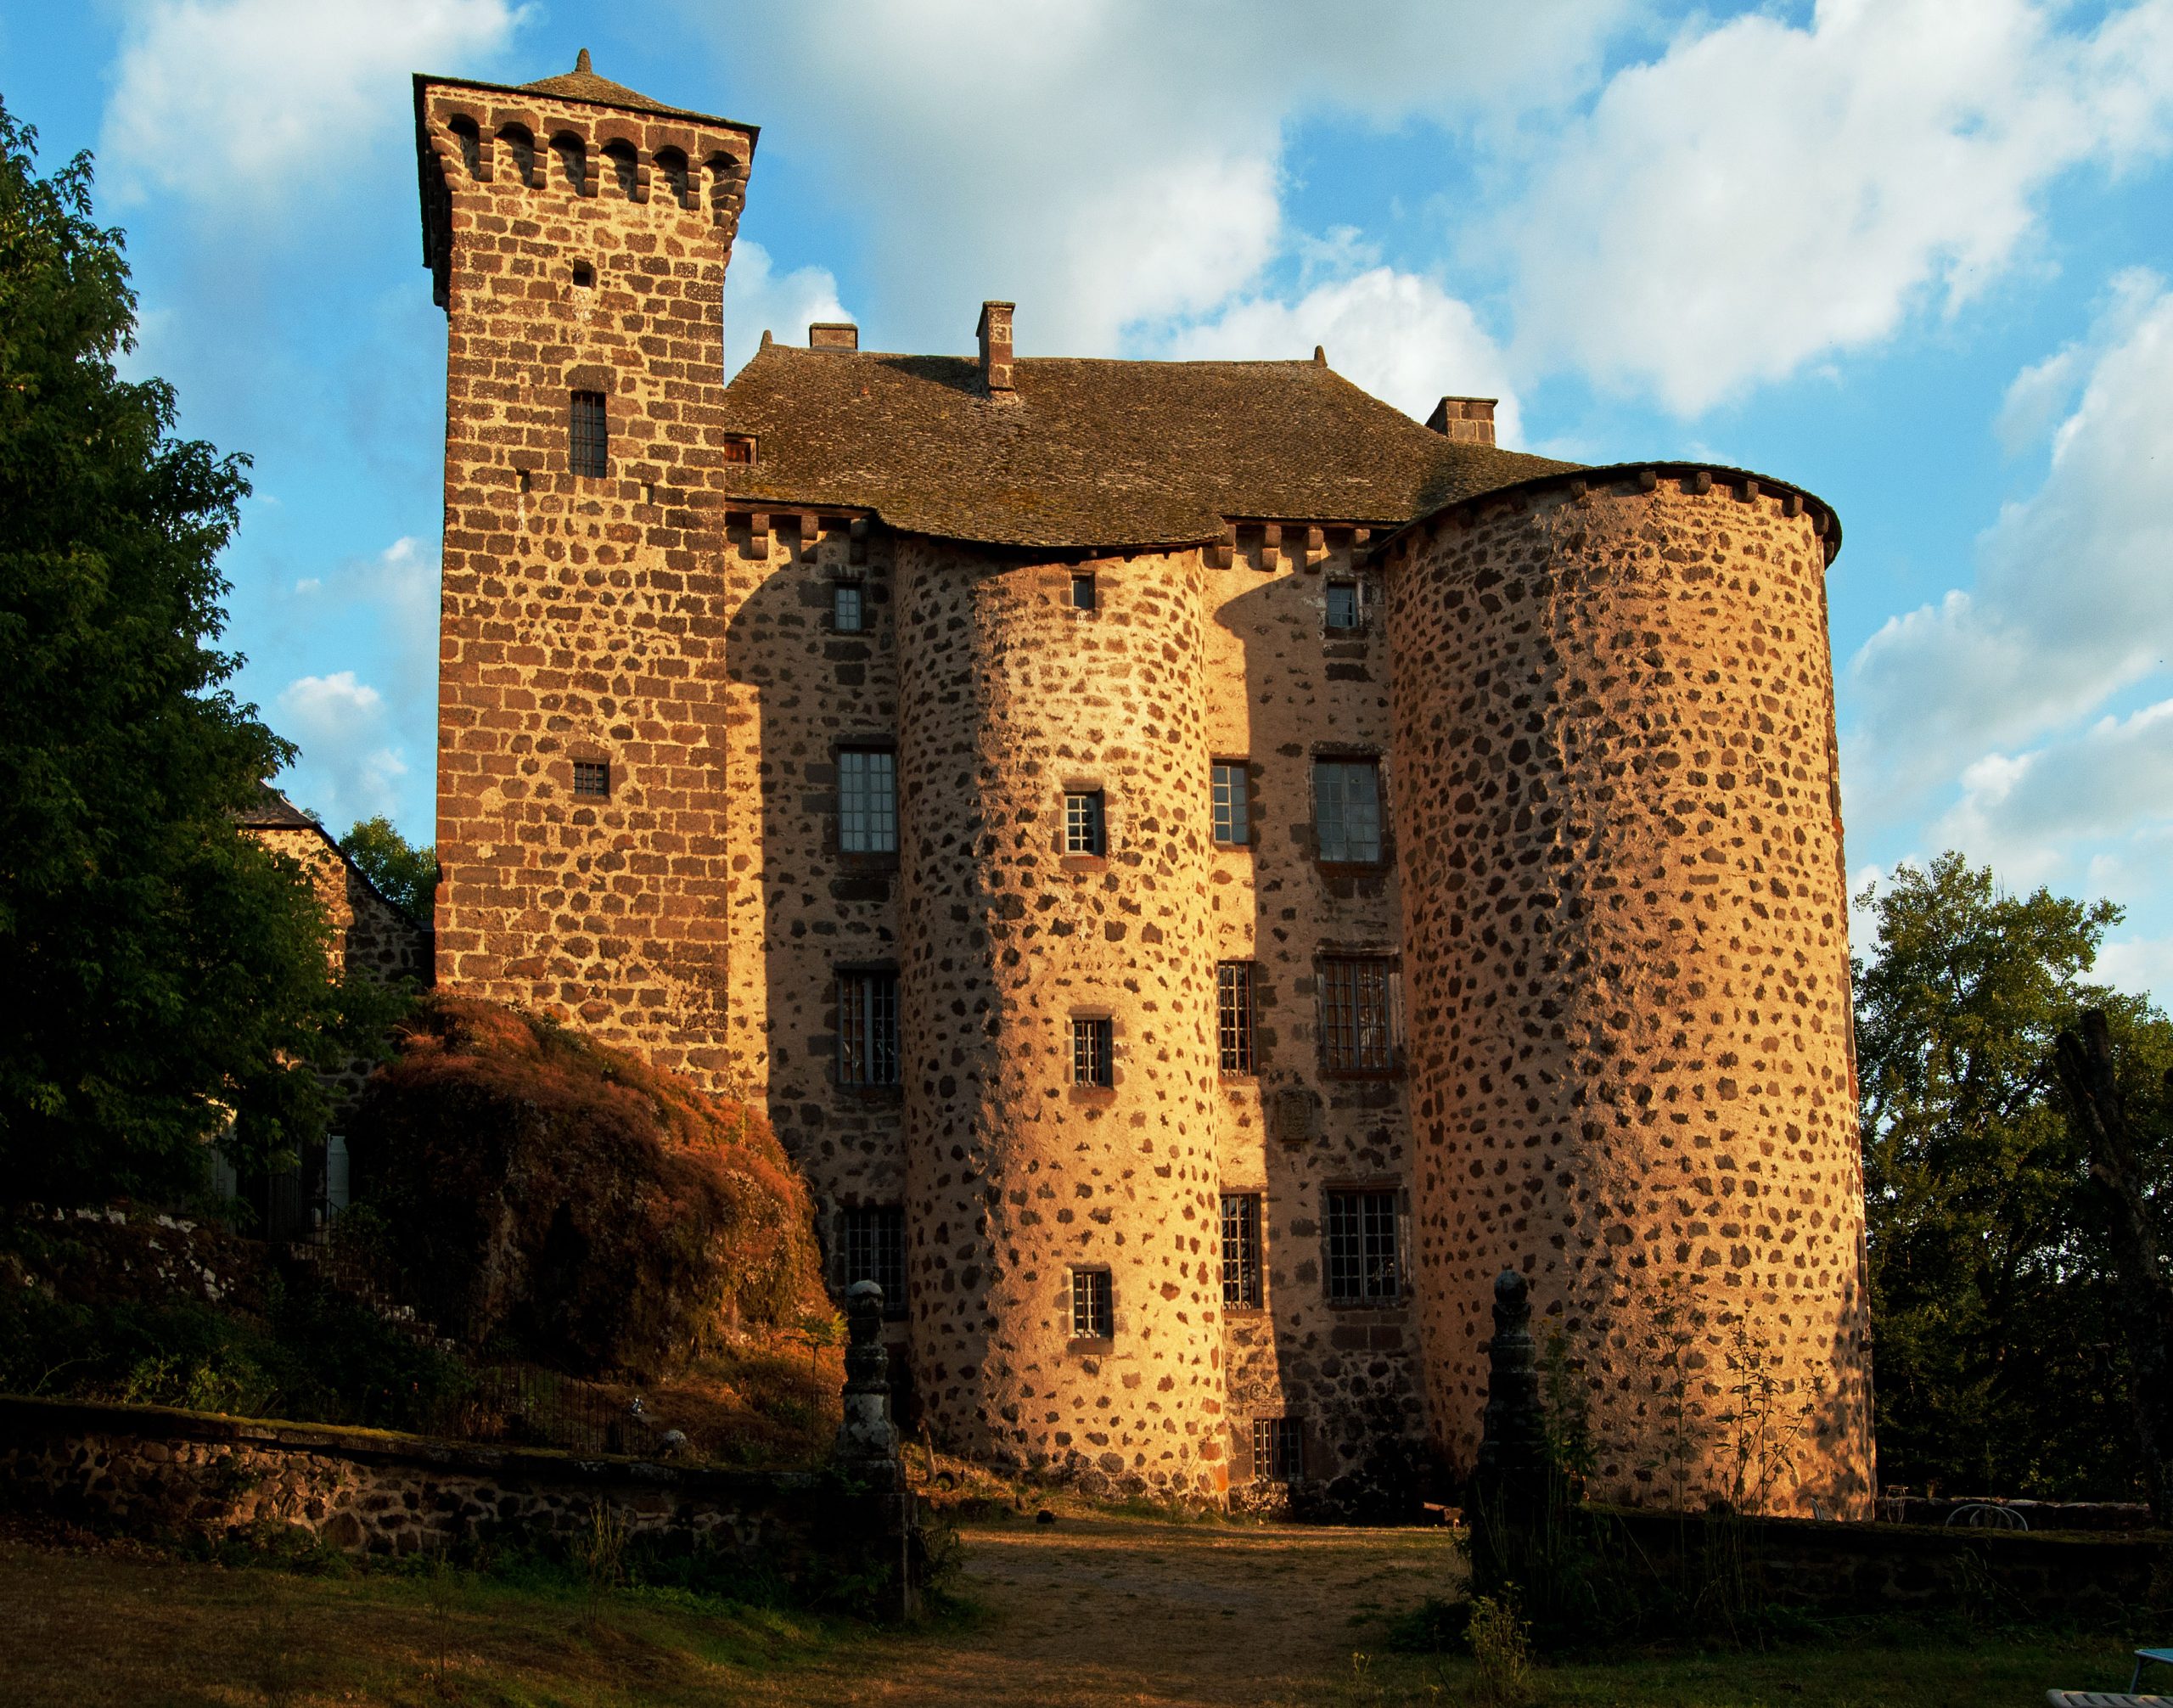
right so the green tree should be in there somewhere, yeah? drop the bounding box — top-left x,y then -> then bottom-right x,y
338,816 -> 438,923
1856,851 -> 2173,1498
0,102 -> 381,1206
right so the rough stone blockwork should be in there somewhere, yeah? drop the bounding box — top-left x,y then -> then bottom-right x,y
1386,476 -> 1873,1517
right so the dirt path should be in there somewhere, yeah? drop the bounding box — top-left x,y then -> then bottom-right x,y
757,1516 -> 1463,1706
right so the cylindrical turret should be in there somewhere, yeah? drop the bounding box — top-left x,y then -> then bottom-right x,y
1386,469 -> 1873,1518
894,540 -> 1227,1497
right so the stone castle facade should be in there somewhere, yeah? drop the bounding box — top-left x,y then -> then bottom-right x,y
413,54 -> 1873,1517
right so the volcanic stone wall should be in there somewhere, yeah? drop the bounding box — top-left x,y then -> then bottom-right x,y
1384,474 -> 1873,1518
418,83 -> 753,1083
893,539 -> 1227,1497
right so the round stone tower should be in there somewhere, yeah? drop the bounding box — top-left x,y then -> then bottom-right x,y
892,538 -> 1227,1497
1384,468 -> 1873,1519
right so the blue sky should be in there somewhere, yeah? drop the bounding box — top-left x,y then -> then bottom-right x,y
3,1 -> 2172,995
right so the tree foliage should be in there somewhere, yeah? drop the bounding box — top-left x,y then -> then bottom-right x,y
0,101 -> 374,1206
1856,851 -> 2173,1498
338,815 -> 438,923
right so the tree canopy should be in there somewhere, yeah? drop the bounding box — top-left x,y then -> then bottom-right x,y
0,101 -> 379,1207
1856,851 -> 2173,1499
338,816 -> 438,924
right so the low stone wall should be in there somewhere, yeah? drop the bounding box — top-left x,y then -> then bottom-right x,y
0,1395 -> 920,1614
1602,1505 -> 2173,1621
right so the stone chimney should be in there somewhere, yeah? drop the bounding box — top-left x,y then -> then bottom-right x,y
977,301 -> 1015,394
809,322 -> 859,351
1425,396 -> 1496,447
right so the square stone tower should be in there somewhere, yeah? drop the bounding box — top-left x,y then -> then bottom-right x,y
413,53 -> 756,1081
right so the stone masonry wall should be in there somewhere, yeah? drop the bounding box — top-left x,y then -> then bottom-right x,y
894,539 -> 1226,1497
420,84 -> 752,1083
1385,474 -> 1873,1518
249,825 -> 430,986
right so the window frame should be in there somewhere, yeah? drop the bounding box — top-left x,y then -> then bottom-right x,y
1252,1415 -> 1302,1485
571,759 -> 611,800
1325,579 -> 1363,632
832,579 -> 866,633
1070,570 -> 1098,611
569,390 -> 609,479
1312,756 -> 1384,864
1064,789 -> 1107,857
1211,760 -> 1251,849
1070,1267 -> 1115,1340
1070,1015 -> 1115,1088
1216,960 -> 1256,1076
836,745 -> 898,856
1317,955 -> 1397,1077
835,968 -> 901,1088
1221,1193 -> 1262,1310
839,1204 -> 907,1318
1323,1187 -> 1402,1304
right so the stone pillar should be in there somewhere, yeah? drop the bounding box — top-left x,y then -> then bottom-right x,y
834,1279 -> 902,1482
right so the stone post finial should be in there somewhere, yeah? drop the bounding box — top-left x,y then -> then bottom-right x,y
1474,1267 -> 1547,1524
576,48 -> 592,74
834,1281 -> 901,1477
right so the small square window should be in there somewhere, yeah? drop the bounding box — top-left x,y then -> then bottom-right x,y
571,760 -> 610,799
1314,759 -> 1383,863
1326,581 -> 1362,631
1325,1188 -> 1401,1302
571,261 -> 595,288
1253,1415 -> 1301,1484
834,582 -> 865,632
839,1205 -> 906,1315
570,390 -> 608,480
1211,761 -> 1250,847
1071,1016 -> 1113,1087
1071,1267 -> 1113,1340
1071,572 -> 1098,610
1221,1193 -> 1261,1308
1064,790 -> 1106,857
722,435 -> 757,464
1217,962 -> 1255,1075
837,970 -> 900,1087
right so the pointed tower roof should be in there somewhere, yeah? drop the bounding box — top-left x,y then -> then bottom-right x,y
519,48 -> 681,116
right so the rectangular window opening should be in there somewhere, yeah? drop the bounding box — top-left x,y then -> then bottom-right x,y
570,390 -> 608,479
834,581 -> 865,632
1064,789 -> 1106,857
1071,1267 -> 1114,1340
1211,761 -> 1250,847
722,434 -> 756,464
836,969 -> 900,1087
1319,956 -> 1395,1075
1221,1193 -> 1261,1309
1326,580 -> 1362,631
837,747 -> 897,854
839,1205 -> 907,1315
1325,1188 -> 1401,1303
571,760 -> 610,799
1253,1415 -> 1301,1484
1217,961 -> 1256,1076
1313,758 -> 1383,863
1070,571 -> 1098,611
1071,1016 -> 1114,1088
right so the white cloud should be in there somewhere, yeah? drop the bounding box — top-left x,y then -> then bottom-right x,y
101,0 -> 523,211
723,241 -> 851,378
1505,0 -> 2173,414
275,671 -> 407,824
1162,265 -> 1520,436
1845,273 -> 2173,830
2095,934 -> 2173,1002
289,535 -> 439,709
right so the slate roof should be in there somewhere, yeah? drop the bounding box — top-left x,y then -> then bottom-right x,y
520,50 -> 690,119
716,345 -> 1578,551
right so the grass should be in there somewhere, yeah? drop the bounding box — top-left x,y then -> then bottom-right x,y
0,1511 -> 2151,1706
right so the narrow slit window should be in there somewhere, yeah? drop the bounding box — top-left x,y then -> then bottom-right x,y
1253,1416 -> 1302,1484
839,1205 -> 906,1314
1324,1188 -> 1401,1302
1071,1268 -> 1113,1340
1326,580 -> 1362,631
570,390 -> 608,479
1320,956 -> 1395,1075
836,970 -> 900,1087
1221,1193 -> 1261,1308
1064,790 -> 1106,857
1211,761 -> 1250,847
1313,758 -> 1382,862
571,760 -> 610,799
1070,571 -> 1098,610
834,581 -> 865,632
1071,1016 -> 1113,1087
1217,961 -> 1255,1075
837,747 -> 896,854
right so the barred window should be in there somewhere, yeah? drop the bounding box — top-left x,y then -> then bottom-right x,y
836,970 -> 899,1087
1211,761 -> 1250,847
1064,790 -> 1106,857
1216,961 -> 1255,1075
838,747 -> 896,854
1326,581 -> 1362,631
1313,759 -> 1382,862
1325,1188 -> 1401,1302
1071,1267 -> 1113,1340
1319,956 -> 1394,1075
1071,1016 -> 1113,1087
1253,1415 -> 1301,1484
1071,571 -> 1098,610
571,760 -> 610,799
839,1205 -> 906,1315
1221,1193 -> 1261,1308
570,390 -> 608,478
834,582 -> 865,632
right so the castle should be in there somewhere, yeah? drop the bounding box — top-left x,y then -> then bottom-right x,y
412,53 -> 1874,1517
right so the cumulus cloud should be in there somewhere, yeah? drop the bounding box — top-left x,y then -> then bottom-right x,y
101,0 -> 523,211
1845,273 -> 2173,829
275,671 -> 407,824
723,240 -> 851,377
287,535 -> 439,709
1504,0 -> 2173,414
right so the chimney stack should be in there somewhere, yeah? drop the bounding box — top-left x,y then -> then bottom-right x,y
809,321 -> 859,351
1425,396 -> 1496,447
978,301 -> 1015,394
